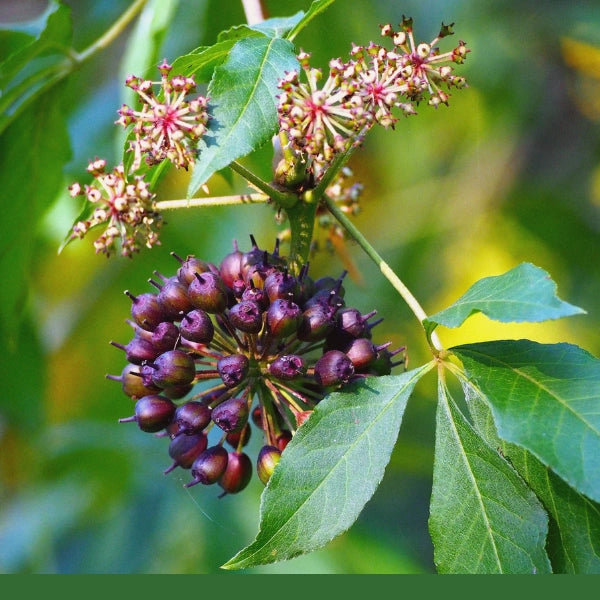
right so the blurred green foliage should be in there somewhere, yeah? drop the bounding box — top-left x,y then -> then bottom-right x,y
1,0 -> 599,573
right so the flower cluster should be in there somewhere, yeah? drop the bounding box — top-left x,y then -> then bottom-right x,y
68,159 -> 161,257
277,17 -> 469,177
108,237 -> 404,494
116,60 -> 210,171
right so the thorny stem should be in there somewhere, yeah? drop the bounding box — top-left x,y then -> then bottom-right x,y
323,193 -> 444,354
154,193 -> 269,211
74,0 -> 149,64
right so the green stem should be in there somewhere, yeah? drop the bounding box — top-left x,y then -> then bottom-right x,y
74,0 -> 149,64
285,199 -> 319,276
323,194 -> 443,353
229,161 -> 297,208
154,193 -> 269,211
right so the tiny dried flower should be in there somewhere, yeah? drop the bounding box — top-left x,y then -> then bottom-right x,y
116,60 -> 210,171
68,159 -> 161,257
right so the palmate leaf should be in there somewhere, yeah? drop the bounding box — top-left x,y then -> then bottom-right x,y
187,36 -> 299,197
222,366 -> 432,570
452,340 -> 600,502
424,263 -> 585,336
464,381 -> 600,573
430,380 -> 551,574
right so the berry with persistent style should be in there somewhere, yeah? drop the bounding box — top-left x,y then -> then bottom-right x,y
111,237 -> 404,493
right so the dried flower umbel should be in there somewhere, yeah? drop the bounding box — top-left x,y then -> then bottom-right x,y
68,159 -> 161,257
109,236 -> 405,495
116,60 -> 210,171
277,18 -> 469,178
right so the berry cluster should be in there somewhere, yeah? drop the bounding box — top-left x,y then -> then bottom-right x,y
277,18 -> 469,177
108,236 -> 404,495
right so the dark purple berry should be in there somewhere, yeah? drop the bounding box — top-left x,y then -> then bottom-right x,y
257,445 -> 281,485
297,303 -> 336,342
106,363 -> 160,399
228,300 -> 263,334
211,397 -> 249,433
217,354 -> 249,388
149,321 -> 180,352
125,291 -> 165,331
173,253 -> 215,285
336,308 -> 376,338
266,299 -> 302,338
164,432 -> 208,473
180,309 -> 214,344
241,282 -> 269,310
186,445 -> 229,487
148,349 -> 196,388
314,350 -> 355,387
173,401 -> 212,435
218,451 -> 253,495
342,337 -> 379,371
188,272 -> 229,314
119,394 -> 176,432
264,270 -> 300,302
110,336 -> 160,365
156,276 -> 193,319
276,430 -> 292,451
226,424 -> 252,449
269,355 -> 306,380
219,244 -> 244,289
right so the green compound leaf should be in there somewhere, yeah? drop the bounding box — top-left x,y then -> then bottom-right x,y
463,381 -> 600,573
188,36 -> 299,197
430,380 -> 551,574
222,366 -> 432,570
424,263 -> 585,335
452,340 -> 600,502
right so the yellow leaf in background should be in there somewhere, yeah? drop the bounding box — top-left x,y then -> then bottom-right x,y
561,37 -> 600,120
561,37 -> 600,79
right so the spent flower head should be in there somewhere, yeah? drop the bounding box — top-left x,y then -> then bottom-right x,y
116,60 -> 210,171
277,18 -> 469,177
277,51 -> 371,178
68,159 -> 161,257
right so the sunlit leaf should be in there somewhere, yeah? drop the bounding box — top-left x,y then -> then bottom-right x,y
453,340 -> 600,502
464,381 -> 600,573
429,379 -> 551,573
187,36 -> 299,197
222,366 -> 432,570
425,263 -> 585,336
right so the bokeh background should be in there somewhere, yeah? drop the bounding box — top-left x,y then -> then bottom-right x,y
1,0 -> 599,573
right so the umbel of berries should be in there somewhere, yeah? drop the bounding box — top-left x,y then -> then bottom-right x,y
109,235 -> 405,495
